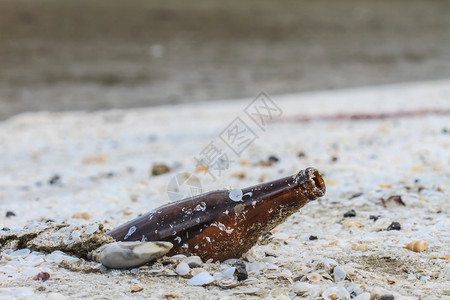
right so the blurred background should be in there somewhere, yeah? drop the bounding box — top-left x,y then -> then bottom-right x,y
0,0 -> 449,121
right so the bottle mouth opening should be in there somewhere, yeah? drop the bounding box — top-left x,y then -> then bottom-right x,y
296,167 -> 326,199
310,169 -> 325,195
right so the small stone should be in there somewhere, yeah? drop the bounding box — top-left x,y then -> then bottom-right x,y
378,295 -> 394,300
36,286 -> 46,292
1,227 -> 10,231
130,286 -> 143,293
33,272 -> 50,282
386,222 -> 401,231
48,174 -> 61,185
297,151 -> 306,158
333,266 -> 346,282
182,256 -> 203,268
309,235 -> 318,240
6,211 -> 16,217
232,260 -> 248,281
268,155 -> 279,163
369,215 -> 379,222
175,262 -> 190,276
343,209 -> 356,218
151,163 -> 171,176
187,271 -> 214,286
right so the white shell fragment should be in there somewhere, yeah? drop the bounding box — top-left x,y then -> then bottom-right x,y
229,188 -> 243,202
333,266 -> 346,282
187,271 -> 214,286
88,241 -> 173,269
176,262 -> 190,276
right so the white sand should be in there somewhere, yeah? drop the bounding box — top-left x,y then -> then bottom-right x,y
0,80 -> 449,299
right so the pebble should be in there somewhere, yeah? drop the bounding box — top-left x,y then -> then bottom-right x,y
369,215 -> 380,222
386,222 -> 401,231
48,174 -> 61,185
309,235 -> 318,240
231,260 -> 248,281
378,295 -> 394,300
5,211 -> 16,217
175,262 -> 190,276
187,271 -> 214,286
343,209 -> 356,218
151,163 -> 171,176
333,266 -> 346,282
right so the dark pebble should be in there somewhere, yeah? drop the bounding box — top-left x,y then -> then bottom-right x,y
330,155 -> 338,162
387,222 -> 401,231
48,174 -> 61,185
232,260 -> 248,281
1,227 -> 10,231
268,155 -> 279,163
151,163 -> 171,176
36,286 -> 46,292
369,215 -> 380,222
349,192 -> 363,199
442,128 -> 448,134
45,219 -> 55,223
309,235 -> 318,240
343,209 -> 357,218
379,295 -> 395,300
6,211 -> 16,217
297,151 -> 306,158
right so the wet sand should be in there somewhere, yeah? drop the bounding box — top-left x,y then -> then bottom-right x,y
0,0 -> 450,120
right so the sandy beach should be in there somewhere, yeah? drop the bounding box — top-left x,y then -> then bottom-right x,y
0,80 -> 449,299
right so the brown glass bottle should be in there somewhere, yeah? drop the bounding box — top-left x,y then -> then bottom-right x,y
108,167 -> 325,261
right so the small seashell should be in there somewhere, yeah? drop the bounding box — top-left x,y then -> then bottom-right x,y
130,286 -> 143,293
343,221 -> 362,228
333,266 -> 346,282
175,262 -> 190,276
220,266 -> 236,280
88,241 -> 173,269
306,272 -> 322,283
353,292 -> 371,300
293,282 -> 313,296
322,287 -> 350,300
151,163 -> 171,176
404,240 -> 427,252
352,244 -> 369,252
187,271 -> 214,286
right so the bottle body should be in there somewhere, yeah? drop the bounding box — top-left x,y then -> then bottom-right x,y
108,167 -> 325,261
